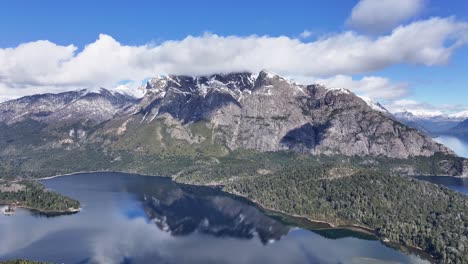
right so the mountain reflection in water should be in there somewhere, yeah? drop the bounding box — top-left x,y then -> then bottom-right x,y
132,178 -> 289,244
0,173 -> 431,264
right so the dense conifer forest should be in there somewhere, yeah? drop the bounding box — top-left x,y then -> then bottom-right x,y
0,181 -> 80,213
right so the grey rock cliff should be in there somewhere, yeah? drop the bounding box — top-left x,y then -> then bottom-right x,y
134,70 -> 453,159
0,71 -> 456,160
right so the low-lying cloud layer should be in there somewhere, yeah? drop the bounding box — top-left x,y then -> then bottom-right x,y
1,16 -> 468,106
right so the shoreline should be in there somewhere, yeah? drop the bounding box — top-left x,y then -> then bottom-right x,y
33,170 -> 170,182
410,173 -> 468,178
22,170 -> 118,182
1,204 -> 81,215
226,189 -> 377,235
33,170 -> 379,234
223,188 -> 434,261
30,170 -> 437,261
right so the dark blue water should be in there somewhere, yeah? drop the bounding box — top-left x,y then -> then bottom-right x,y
416,176 -> 468,195
0,173 -> 431,264
422,135 -> 468,194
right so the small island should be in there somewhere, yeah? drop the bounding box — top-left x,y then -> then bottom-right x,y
0,180 -> 80,215
2,205 -> 15,215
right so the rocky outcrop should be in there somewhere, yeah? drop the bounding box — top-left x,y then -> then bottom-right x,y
437,159 -> 468,177
134,70 -> 453,159
464,160 -> 468,177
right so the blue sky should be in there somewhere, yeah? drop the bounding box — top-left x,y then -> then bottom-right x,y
1,0 -> 468,115
0,0 -> 353,47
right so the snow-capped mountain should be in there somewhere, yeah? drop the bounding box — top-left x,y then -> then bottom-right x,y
0,70 -> 456,162
0,88 -> 138,125
101,70 -> 452,159
447,118 -> 468,140
0,70 -> 465,176
449,110 -> 468,119
394,110 -> 468,120
393,110 -> 466,135
358,96 -> 390,114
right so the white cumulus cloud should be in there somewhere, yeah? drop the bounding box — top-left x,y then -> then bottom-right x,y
347,0 -> 426,34
0,17 -> 468,101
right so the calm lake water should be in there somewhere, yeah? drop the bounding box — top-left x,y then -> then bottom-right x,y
416,176 -> 468,195
434,135 -> 468,158
0,172 -> 432,264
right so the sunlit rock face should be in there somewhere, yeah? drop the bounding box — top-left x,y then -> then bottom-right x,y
136,70 -> 453,159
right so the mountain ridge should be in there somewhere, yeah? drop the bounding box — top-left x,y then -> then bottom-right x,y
0,87 -> 138,126
393,110 -> 468,136
447,118 -> 468,139
0,70 -> 466,177
124,70 -> 454,158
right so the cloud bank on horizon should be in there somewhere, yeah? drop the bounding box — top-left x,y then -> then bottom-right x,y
0,0 -> 467,115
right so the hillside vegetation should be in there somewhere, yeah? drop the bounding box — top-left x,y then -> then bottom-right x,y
1,144 -> 468,262
0,181 -> 80,213
173,151 -> 468,264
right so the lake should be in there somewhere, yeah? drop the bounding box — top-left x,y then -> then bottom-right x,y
434,135 -> 468,158
416,176 -> 468,195
0,172 -> 432,264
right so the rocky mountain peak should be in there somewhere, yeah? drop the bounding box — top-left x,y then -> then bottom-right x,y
124,70 -> 454,159
0,87 -> 137,125
253,70 -> 288,90
144,72 -> 257,94
0,70 -> 457,161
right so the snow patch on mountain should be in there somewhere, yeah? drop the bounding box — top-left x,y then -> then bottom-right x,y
359,96 -> 389,113
114,85 -> 146,98
395,109 -> 468,121
397,109 -> 445,119
0,88 -> 137,125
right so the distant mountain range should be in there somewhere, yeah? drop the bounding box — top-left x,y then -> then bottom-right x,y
0,88 -> 137,126
393,110 -> 468,136
447,119 -> 468,139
